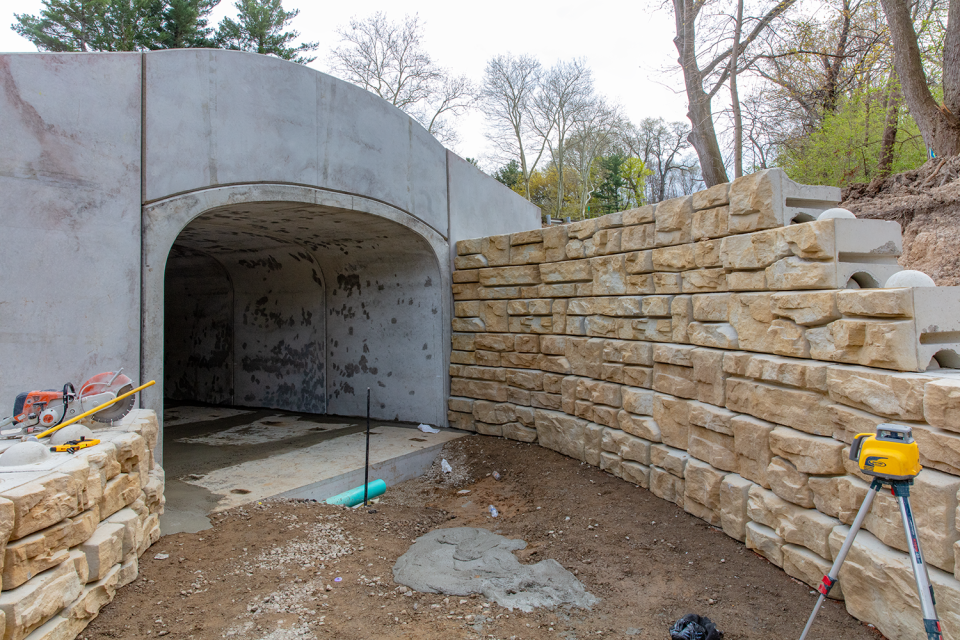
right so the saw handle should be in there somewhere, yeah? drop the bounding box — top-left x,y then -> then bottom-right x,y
34,380 -> 155,440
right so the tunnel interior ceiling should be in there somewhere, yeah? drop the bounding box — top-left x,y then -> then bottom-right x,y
164,202 -> 444,425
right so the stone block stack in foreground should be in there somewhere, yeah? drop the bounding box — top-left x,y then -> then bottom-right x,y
449,168 -> 960,640
0,411 -> 163,640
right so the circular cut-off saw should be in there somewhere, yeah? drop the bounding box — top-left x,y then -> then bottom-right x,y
0,370 -> 136,438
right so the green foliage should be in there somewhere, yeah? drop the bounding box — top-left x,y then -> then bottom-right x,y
216,0 -> 317,64
12,0 -> 220,51
778,88 -> 928,186
592,154 -> 626,215
493,160 -> 522,191
465,157 -> 480,167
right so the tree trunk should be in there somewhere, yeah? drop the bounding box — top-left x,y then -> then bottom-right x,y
880,0 -> 960,156
878,74 -> 900,178
673,0 -> 730,187
729,0 -> 744,179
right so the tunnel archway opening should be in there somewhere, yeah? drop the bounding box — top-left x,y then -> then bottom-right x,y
154,197 -> 452,532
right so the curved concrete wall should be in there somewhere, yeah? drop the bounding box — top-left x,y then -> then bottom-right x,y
0,50 -> 540,443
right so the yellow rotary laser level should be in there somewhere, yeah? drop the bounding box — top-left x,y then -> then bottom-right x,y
799,424 -> 943,640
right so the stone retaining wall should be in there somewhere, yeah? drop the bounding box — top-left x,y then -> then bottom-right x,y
0,411 -> 163,640
448,168 -> 960,640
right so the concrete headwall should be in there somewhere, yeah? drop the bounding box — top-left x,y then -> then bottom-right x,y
448,168 -> 960,640
0,50 -> 540,437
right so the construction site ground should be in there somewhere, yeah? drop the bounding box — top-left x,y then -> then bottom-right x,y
79,436 -> 883,640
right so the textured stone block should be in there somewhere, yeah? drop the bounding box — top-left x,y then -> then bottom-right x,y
765,257 -> 836,290
688,323 -> 739,349
653,273 -> 682,294
808,475 -> 870,524
621,461 -> 650,488
771,291 -> 839,326
745,521 -> 784,566
453,269 -> 481,283
826,366 -> 930,421
768,427 -> 845,475
481,235 -> 511,267
683,459 -> 725,526
473,401 -> 517,425
765,457 -> 814,508
534,410 -> 585,461
728,293 -> 774,353
924,378 -> 960,435
2,510 -> 97,591
687,425 -> 737,472
723,352 -> 828,391
79,523 -> 124,583
539,260 -> 593,284
450,379 -> 508,402
807,319 -> 919,371
725,270 -> 766,291
719,474 -> 753,542
731,415 -> 775,488
617,411 -> 661,442
720,229 -> 782,270
692,205 -> 729,240
728,169 -> 779,233
653,363 -> 697,400
726,378 -> 832,436
621,225 -> 656,252
650,467 -> 684,506
599,452 -> 623,477
621,387 -> 654,416
655,196 -> 693,233
837,287 -> 914,318
479,266 -> 541,287
682,269 -> 727,294
650,445 -> 689,478
502,423 -> 538,443
510,242 -> 545,265
454,254 -> 488,270
61,563 -> 121,624
475,422 -> 503,437
542,226 -> 570,262
653,394 -> 691,449
652,245 -> 696,272
623,205 -> 656,225
694,240 -> 722,268
0,561 -> 82,640
782,545 -> 843,599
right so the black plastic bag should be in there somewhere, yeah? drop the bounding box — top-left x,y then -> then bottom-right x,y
669,613 -> 724,640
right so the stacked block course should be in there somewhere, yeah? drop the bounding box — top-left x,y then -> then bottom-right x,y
449,168 -> 960,640
0,411 -> 163,640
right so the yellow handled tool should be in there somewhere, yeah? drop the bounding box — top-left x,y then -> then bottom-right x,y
34,380 -> 155,440
50,437 -> 100,454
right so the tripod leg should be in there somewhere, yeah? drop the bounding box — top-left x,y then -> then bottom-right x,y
895,487 -> 943,640
799,479 -> 882,640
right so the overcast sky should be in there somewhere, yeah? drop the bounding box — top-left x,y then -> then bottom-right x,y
0,0 -> 690,168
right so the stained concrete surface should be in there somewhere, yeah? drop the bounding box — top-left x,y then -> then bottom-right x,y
160,403 -> 466,535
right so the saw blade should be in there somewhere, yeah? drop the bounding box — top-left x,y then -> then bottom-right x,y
91,384 -> 135,423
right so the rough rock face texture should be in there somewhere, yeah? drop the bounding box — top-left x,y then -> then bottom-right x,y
449,168 -> 960,640
0,411 -> 163,640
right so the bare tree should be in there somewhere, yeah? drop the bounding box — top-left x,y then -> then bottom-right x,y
671,0 -> 798,186
879,0 -> 960,156
480,54 -> 549,200
568,100 -> 623,218
328,12 -> 475,145
534,59 -> 595,217
623,118 -> 699,203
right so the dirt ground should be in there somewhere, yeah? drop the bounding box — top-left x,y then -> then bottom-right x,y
842,155 -> 960,286
81,435 -> 884,640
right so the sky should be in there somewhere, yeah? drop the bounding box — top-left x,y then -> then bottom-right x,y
0,0 -> 691,169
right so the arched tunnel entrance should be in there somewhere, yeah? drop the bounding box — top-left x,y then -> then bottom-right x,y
142,189 -> 459,532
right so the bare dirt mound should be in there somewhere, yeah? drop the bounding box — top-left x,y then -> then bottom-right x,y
841,156 -> 960,285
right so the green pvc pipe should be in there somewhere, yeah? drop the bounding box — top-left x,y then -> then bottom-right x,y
325,479 -> 386,507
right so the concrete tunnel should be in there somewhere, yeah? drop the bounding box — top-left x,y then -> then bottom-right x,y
162,201 -> 445,422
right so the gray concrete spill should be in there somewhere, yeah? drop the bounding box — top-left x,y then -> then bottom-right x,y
392,527 -> 599,612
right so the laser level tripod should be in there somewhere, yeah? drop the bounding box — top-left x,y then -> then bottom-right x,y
798,424 -> 943,640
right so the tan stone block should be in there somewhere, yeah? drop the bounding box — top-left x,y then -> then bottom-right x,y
726,377 -> 833,436
583,422 -> 604,466
539,335 -> 566,356
621,224 -> 656,252
509,243 -> 545,265
623,205 -> 655,225
691,205 -> 730,241
451,350 -> 477,365
448,410 -> 476,432
720,228 -> 782,270
623,366 -> 653,389
827,366 -> 931,421
142,472 -> 164,516
731,414 -> 775,488
505,369 -> 543,391
924,378 -> 960,435
602,340 -> 652,366
650,445 -> 689,478
622,252 -> 653,277
542,373 -> 564,394
502,423 -> 538,443
621,461 -> 650,488
479,265 -> 541,287
538,283 -> 577,297
2,509 -> 97,590
450,379 -> 508,402
828,403 -> 884,444
652,245 -> 696,272
694,240 -> 722,268
506,387 -> 531,406
653,394 -> 691,449
454,254 -> 488,270
514,334 -> 540,353
567,218 -> 598,240
655,196 -> 693,232
590,255 -> 628,295
575,379 -> 622,408
837,288 -> 914,318
690,348 -> 726,407
722,352 -> 828,391
574,400 -> 596,423
0,560 -> 82,640
477,286 -> 522,300
688,425 -> 737,472
565,337 -> 604,378
68,548 -> 88,586
599,451 -> 623,477
539,259 -> 593,284
139,513 -> 160,554
807,320 -> 919,371
688,401 -> 736,435
649,467 -> 685,506
530,392 -> 562,411
692,293 -> 730,322
688,322 -> 739,349
728,169 -> 780,232
454,300 -> 481,318
653,343 -> 694,366
653,363 -> 697,400
765,257 -> 836,290
534,410 -> 585,461
653,273 -> 682,294
79,523 -> 124,583
692,183 -> 730,210
683,459 -> 725,526
682,269 -> 726,294
452,365 -> 506,382
453,269 -> 480,283
725,270 -> 767,291
475,422 -> 503,437
584,316 -> 619,338
728,292 -> 774,353
771,291 -> 840,326
542,226 -> 569,262
593,405 -> 621,429
501,352 -> 539,369
745,521 -> 784,566
457,238 -> 482,255
1,472 -> 88,541
475,333 -> 514,352
766,457 -> 814,508
451,333 -> 476,351
472,401 -> 517,425
514,405 -> 536,426
481,234 -> 511,266
720,474 -> 754,541
62,562 -> 122,625
621,387 -> 654,416
478,300 -> 508,333
452,282 -> 481,300
671,295 -> 693,343
618,411 -> 661,441
768,426 -> 845,475
593,229 -> 622,256
782,545 -> 843,599
808,475 -> 870,524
